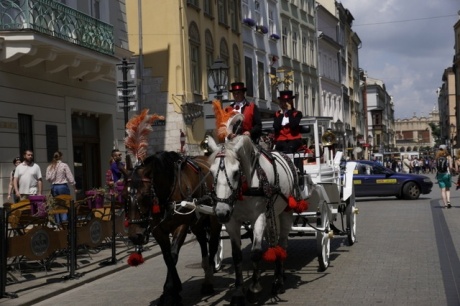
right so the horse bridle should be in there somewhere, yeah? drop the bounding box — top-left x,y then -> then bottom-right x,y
126,163 -> 160,227
211,147 -> 242,205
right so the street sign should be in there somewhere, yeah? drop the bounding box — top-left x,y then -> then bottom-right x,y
116,63 -> 137,88
117,88 -> 137,102
117,101 -> 138,112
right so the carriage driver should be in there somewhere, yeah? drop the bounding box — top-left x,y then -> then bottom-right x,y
226,82 -> 262,142
273,90 -> 303,153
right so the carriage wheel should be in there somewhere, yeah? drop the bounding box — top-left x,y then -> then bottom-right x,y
214,232 -> 224,271
346,187 -> 357,246
317,202 -> 331,272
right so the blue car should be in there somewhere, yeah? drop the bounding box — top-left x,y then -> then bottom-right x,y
352,160 -> 433,200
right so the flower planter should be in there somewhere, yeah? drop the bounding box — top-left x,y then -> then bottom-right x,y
242,18 -> 256,27
85,190 -> 104,209
256,25 -> 268,34
270,33 -> 280,40
29,195 -> 47,217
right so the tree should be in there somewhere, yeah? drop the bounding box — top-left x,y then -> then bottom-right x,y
428,122 -> 441,146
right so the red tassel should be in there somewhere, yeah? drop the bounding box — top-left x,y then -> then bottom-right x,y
288,196 -> 297,209
152,203 -> 161,214
127,252 -> 145,266
294,199 -> 309,214
238,179 -> 249,200
275,245 -> 287,261
123,219 -> 130,228
263,247 -> 277,262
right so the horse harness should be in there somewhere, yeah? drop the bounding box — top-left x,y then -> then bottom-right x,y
127,157 -> 211,230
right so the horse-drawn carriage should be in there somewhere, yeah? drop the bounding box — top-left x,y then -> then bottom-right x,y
261,116 -> 358,271
122,110 -> 357,305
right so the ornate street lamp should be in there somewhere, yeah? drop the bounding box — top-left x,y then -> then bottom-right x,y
208,58 -> 229,101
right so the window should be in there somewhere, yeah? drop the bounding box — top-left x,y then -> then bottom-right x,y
217,0 -> 228,26
18,113 -> 33,156
282,26 -> 288,56
204,0 -> 212,16
268,10 -> 274,34
219,38 -> 229,69
244,56 -> 254,97
189,23 -> 201,94
205,30 -> 214,92
229,0 -> 239,31
302,35 -> 307,63
233,44 -> 240,82
292,31 -> 298,60
91,0 -> 100,19
258,61 -> 265,99
309,39 -> 314,67
187,0 -> 199,7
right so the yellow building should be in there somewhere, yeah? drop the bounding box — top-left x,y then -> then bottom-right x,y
126,1 -> 243,154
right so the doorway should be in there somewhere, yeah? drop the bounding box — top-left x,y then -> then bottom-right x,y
72,115 -> 101,199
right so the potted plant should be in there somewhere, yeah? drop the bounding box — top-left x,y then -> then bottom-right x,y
256,25 -> 269,34
270,33 -> 280,40
242,18 -> 256,27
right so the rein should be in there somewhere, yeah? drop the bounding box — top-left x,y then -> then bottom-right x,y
211,148 -> 242,205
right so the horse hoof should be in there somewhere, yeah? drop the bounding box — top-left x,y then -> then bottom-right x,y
245,289 -> 260,304
271,282 -> 285,295
200,283 -> 215,295
230,295 -> 246,306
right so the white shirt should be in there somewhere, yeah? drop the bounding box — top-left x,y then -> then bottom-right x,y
14,162 -> 42,194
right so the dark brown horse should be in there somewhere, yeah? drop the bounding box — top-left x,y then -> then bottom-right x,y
121,151 -> 222,306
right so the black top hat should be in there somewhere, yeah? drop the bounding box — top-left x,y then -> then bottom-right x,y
278,90 -> 295,100
229,82 -> 247,92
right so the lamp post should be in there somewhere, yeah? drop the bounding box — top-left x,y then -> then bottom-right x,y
450,123 -> 456,155
208,58 -> 229,101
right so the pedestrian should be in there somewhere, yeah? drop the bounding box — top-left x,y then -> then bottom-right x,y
273,90 -> 303,153
435,145 -> 452,208
110,149 -> 125,183
226,82 -> 262,142
401,154 -> 412,174
46,151 -> 76,224
7,156 -> 22,203
13,149 -> 43,200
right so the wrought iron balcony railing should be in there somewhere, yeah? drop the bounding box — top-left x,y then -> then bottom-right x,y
0,0 -> 114,56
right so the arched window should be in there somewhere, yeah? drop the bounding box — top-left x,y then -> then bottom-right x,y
189,22 -> 201,94
205,30 -> 214,91
232,44 -> 240,82
219,38 -> 229,66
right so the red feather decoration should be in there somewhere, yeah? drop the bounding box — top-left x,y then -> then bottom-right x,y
124,109 -> 164,163
127,252 -> 145,266
262,247 -> 277,262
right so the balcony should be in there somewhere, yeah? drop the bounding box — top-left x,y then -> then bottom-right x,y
0,0 -> 119,81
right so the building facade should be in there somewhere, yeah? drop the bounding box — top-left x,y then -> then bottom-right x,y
0,0 -> 132,200
437,67 -> 456,150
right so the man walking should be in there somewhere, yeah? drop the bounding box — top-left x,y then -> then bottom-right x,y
13,149 -> 42,200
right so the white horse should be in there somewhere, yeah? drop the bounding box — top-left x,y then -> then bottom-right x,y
207,135 -> 298,305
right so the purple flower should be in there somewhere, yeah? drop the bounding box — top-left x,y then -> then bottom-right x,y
256,25 -> 268,34
242,18 -> 256,27
270,33 -> 280,40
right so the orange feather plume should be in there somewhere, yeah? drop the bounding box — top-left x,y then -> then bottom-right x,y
124,109 -> 164,162
212,100 -> 237,142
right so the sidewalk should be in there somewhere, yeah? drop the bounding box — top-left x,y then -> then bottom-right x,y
0,235 -> 194,306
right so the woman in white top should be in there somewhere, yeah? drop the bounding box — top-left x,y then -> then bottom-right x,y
46,151 -> 76,224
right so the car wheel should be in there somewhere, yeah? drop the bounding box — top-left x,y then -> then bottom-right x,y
403,181 -> 420,200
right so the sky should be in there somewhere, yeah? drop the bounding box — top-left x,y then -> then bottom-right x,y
339,0 -> 459,119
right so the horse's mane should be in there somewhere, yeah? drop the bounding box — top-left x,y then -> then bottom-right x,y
210,136 -> 255,180
142,151 -> 182,200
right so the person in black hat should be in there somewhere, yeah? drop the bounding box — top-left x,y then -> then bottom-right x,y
273,90 -> 303,153
227,82 -> 262,142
